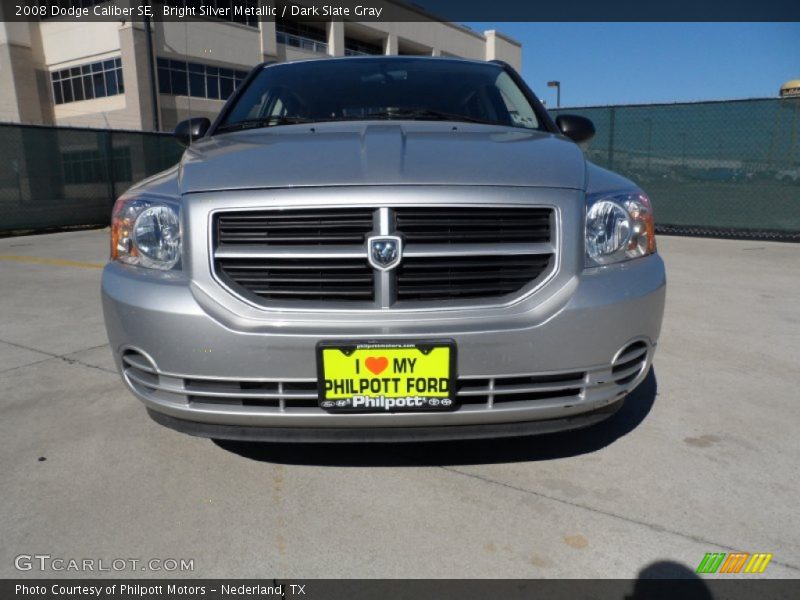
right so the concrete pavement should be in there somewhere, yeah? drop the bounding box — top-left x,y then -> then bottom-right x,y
0,230 -> 798,579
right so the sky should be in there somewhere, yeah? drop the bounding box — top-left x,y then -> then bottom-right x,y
462,23 -> 800,107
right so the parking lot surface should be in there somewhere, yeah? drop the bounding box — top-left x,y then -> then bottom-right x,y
0,230 -> 798,579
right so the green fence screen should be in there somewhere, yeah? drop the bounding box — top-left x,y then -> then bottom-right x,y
0,123 -> 183,234
552,98 -> 800,240
2,97 -> 799,239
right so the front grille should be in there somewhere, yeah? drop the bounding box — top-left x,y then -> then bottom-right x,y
216,208 -> 374,245
212,206 -> 556,308
395,207 -> 551,243
397,254 -> 553,301
216,257 -> 374,302
122,344 -> 652,417
121,350 -> 626,414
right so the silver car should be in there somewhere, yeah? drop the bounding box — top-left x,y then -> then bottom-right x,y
102,57 -> 665,442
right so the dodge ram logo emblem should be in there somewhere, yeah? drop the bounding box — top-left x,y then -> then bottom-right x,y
368,236 -> 402,271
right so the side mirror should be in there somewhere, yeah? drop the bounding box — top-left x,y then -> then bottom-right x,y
174,118 -> 210,147
555,114 -> 595,144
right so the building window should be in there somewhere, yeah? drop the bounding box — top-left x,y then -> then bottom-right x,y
275,19 -> 328,54
160,0 -> 259,27
51,57 -> 124,105
344,38 -> 383,56
157,58 -> 248,100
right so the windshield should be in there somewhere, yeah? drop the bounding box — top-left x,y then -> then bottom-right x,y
217,58 -> 543,132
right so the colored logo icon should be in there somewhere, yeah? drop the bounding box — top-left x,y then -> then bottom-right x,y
696,552 -> 773,574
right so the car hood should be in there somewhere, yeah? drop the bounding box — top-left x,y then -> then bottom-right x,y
175,121 -> 586,194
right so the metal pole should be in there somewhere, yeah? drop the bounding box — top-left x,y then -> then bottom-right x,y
144,12 -> 160,132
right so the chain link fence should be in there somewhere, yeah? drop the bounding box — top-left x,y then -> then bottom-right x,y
552,98 -> 800,241
0,123 -> 183,235
2,97 -> 800,239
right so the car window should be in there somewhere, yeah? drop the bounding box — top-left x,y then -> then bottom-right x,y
219,58 -> 543,131
496,71 -> 539,129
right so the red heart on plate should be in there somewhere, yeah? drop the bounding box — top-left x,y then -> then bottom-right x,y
365,356 -> 389,376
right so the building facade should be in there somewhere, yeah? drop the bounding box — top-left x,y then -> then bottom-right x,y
0,1 -> 522,131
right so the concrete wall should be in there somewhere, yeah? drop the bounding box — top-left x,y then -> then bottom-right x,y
0,41 -> 42,124
38,21 -> 121,67
357,21 -> 486,61
276,44 -> 327,63
484,30 -> 522,70
52,95 -> 130,129
155,20 -> 262,65
0,21 -> 46,124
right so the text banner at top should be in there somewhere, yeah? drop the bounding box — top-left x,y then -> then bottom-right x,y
2,0 -> 799,23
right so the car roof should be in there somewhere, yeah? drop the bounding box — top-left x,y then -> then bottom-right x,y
260,55 -> 505,69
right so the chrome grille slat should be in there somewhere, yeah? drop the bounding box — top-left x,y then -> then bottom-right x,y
397,270 -> 543,282
228,274 -> 373,284
245,288 -> 372,297
212,206 -> 556,308
215,242 -> 554,260
403,242 -> 554,257
215,245 -> 367,259
219,261 -> 370,270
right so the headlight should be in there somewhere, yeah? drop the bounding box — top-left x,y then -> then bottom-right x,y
585,191 -> 656,266
111,197 -> 181,270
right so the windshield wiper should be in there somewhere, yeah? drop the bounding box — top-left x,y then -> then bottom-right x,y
216,110 -> 505,132
215,115 -> 316,133
359,108 -> 502,126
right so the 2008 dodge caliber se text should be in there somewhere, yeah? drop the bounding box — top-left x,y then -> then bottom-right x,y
102,57 -> 666,442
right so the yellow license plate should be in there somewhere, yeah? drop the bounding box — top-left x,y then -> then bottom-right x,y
317,340 -> 457,412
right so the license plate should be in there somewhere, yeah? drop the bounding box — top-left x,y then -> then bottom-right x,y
317,340 -> 457,412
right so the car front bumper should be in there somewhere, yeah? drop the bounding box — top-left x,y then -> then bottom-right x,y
101,250 -> 666,440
